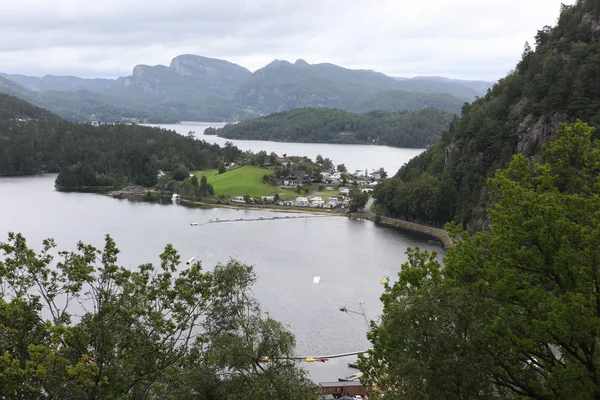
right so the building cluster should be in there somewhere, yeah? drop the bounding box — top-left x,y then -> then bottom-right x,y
289,195 -> 350,209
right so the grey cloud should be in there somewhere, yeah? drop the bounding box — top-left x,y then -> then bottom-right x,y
0,0 -> 576,80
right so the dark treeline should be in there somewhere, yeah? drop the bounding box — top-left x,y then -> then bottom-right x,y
374,0 -> 600,228
0,93 -> 242,189
216,107 -> 455,148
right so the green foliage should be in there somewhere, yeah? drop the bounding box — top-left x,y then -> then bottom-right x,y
361,249 -> 493,399
216,107 -> 455,148
0,234 -> 317,399
218,161 -> 226,174
364,121 -> 600,398
166,175 -> 214,200
0,93 -> 243,190
348,187 -> 369,212
375,1 -> 600,227
349,90 -> 465,115
171,164 -> 191,181
204,127 -> 218,135
262,174 -> 278,185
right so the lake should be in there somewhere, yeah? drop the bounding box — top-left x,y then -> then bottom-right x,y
0,173 -> 442,383
145,122 -> 425,175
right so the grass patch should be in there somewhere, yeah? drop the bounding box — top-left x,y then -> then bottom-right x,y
310,189 -> 340,201
194,166 -> 297,199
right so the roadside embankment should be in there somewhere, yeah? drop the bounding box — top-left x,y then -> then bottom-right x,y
346,213 -> 453,248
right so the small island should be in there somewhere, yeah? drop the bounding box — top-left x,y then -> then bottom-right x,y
214,107 -> 454,148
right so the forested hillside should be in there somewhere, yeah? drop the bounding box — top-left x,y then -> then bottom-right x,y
374,0 -> 600,228
0,93 -> 242,189
363,120 -> 600,399
0,77 -> 164,123
216,107 -> 455,148
348,90 -> 465,115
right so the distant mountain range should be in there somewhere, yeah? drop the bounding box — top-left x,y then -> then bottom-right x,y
0,55 -> 494,123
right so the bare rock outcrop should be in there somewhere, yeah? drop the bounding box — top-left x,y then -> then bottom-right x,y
582,12 -> 600,41
516,113 -> 568,155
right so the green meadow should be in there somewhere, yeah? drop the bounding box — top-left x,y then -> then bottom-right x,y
194,166 -> 297,199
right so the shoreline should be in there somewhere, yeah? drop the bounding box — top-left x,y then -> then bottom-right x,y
111,192 -> 453,248
214,134 -> 427,150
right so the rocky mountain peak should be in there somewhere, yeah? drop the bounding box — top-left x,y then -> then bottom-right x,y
264,59 -> 292,69
294,59 -> 310,67
168,54 -> 251,80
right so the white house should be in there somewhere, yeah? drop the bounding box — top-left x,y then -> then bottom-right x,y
339,187 -> 350,196
261,196 -> 275,202
320,172 -> 331,181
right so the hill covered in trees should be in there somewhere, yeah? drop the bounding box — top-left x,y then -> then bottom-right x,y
0,93 -> 242,189
347,90 -> 465,115
216,107 -> 455,148
363,120 -> 600,398
373,0 -> 600,228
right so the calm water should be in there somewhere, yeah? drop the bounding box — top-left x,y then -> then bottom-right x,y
0,174 -> 443,382
145,122 -> 425,174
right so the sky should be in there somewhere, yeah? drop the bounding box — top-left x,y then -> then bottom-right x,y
0,0 -> 576,81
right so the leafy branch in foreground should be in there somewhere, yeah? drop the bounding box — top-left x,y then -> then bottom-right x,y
0,234 -> 317,399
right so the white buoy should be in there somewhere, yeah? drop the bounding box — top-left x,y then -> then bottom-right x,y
313,276 -> 321,284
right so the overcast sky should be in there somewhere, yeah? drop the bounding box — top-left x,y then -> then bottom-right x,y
0,0 -> 575,81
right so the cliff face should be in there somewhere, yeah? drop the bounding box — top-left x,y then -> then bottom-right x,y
121,65 -> 169,95
118,55 -> 251,99
168,54 -> 251,82
516,112 -> 568,155
375,0 -> 600,229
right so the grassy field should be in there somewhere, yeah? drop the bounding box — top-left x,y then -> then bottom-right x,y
194,166 -> 297,199
312,189 -> 340,200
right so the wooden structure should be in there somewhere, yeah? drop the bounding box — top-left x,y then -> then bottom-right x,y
319,381 -> 368,398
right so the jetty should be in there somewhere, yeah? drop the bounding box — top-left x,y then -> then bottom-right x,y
190,214 -> 333,227
290,350 -> 368,360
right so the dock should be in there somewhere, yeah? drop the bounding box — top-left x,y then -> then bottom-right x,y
190,214 -> 334,227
